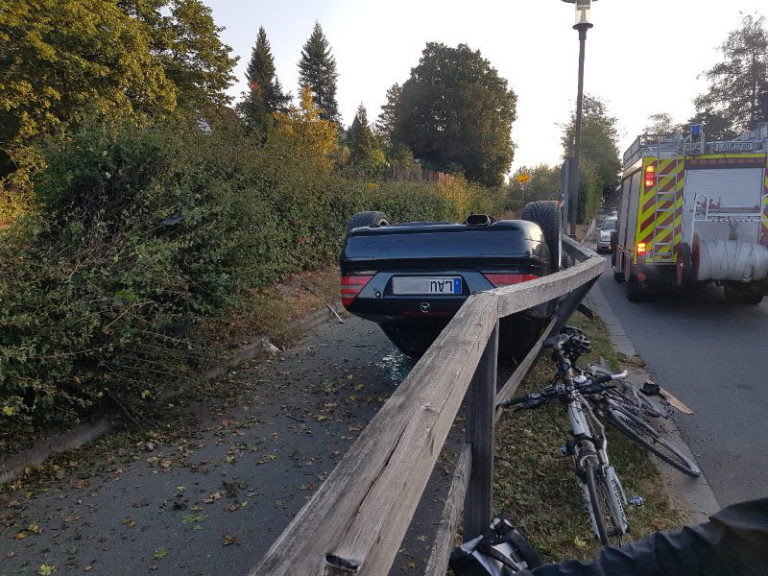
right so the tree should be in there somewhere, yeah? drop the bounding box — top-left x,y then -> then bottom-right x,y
154,0 -> 238,112
298,22 -> 339,122
0,0 -> 177,180
644,113 -> 678,135
393,43 -> 517,187
274,87 -> 339,170
684,109 -> 738,141
508,165 -> 562,204
561,94 -> 620,220
0,0 -> 237,183
694,14 -> 768,133
376,83 -> 402,140
346,104 -> 386,174
238,26 -> 289,133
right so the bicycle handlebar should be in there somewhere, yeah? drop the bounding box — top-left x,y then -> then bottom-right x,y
496,370 -> 628,410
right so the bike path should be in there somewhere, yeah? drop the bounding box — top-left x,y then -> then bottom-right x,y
0,318 -> 459,576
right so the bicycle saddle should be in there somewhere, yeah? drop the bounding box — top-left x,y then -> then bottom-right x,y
543,334 -> 569,350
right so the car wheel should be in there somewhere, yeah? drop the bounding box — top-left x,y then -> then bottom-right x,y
522,201 -> 562,272
346,211 -> 389,234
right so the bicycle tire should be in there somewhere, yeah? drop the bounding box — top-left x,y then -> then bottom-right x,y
583,459 -> 624,547
605,387 -> 663,419
605,406 -> 701,477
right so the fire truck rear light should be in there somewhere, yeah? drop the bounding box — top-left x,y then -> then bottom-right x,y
636,242 -> 647,255
340,275 -> 373,308
644,165 -> 655,188
483,273 -> 539,287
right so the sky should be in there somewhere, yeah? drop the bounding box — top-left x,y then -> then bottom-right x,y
204,0 -> 767,175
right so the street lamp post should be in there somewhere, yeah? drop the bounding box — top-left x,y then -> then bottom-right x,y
562,0 -> 595,238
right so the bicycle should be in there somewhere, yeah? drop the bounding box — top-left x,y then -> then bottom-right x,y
497,333 -> 630,547
562,329 -> 701,478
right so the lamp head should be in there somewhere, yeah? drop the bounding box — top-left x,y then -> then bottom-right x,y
561,0 -> 596,28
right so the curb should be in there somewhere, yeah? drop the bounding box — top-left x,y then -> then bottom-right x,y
0,305 -> 342,487
584,279 -> 721,524
0,419 -> 111,485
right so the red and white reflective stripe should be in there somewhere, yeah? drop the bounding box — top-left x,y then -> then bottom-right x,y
340,275 -> 373,308
483,273 -> 539,287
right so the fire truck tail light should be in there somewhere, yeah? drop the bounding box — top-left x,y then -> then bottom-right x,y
644,165 -> 655,188
636,242 -> 647,255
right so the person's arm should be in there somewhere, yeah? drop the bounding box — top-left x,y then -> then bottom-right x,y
530,498 -> 768,576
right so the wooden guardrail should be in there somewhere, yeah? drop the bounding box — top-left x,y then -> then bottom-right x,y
252,236 -> 604,576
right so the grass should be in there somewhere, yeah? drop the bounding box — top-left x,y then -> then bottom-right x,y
493,313 -> 682,563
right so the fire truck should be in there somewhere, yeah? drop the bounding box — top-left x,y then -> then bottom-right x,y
612,124 -> 768,303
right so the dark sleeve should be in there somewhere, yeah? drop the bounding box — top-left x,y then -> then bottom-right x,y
529,498 -> 768,576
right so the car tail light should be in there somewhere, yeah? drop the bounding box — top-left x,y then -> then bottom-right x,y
644,165 -> 655,188
483,273 -> 539,288
341,274 -> 373,308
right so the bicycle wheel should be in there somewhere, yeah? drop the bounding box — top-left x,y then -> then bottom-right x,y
582,459 -> 625,547
605,406 -> 701,477
605,387 -> 663,419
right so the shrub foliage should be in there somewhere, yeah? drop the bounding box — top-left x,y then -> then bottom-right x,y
0,119 -> 501,426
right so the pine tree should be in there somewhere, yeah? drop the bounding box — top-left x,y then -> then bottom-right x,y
347,104 -> 386,174
239,26 -> 288,133
246,27 -> 288,111
376,83 -> 402,141
298,22 -> 339,123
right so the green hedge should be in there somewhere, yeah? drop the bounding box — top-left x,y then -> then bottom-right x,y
0,120 -> 502,427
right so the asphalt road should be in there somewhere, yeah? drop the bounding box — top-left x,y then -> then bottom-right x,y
596,258 -> 768,507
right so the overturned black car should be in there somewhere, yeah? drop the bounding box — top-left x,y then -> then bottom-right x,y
339,201 -> 563,359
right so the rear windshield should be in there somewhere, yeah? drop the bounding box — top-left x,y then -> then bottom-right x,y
601,219 -> 616,231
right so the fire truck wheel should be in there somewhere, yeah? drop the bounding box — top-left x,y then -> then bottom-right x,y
613,253 -> 625,283
724,282 -> 764,305
625,268 -> 643,302
675,242 -> 692,287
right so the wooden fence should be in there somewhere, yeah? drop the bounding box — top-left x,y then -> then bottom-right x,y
252,236 -> 603,575
390,165 -> 456,186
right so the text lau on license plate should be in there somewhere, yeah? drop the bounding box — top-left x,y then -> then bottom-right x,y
391,277 -> 462,295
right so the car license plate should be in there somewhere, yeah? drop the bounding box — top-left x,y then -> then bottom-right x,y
391,276 -> 462,295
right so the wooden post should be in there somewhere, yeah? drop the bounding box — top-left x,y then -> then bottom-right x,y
463,320 -> 498,539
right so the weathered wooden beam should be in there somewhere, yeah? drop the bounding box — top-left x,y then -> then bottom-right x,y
563,234 -> 600,261
423,443 -> 472,576
463,321 -> 498,538
251,294 -> 498,576
493,255 -> 604,319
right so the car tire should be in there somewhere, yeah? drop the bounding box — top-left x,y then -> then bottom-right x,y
522,201 -> 562,272
346,211 -> 389,234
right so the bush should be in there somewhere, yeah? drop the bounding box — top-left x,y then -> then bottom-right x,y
0,119 -> 504,427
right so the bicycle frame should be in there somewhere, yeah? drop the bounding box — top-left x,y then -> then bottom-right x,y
559,370 -> 629,543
